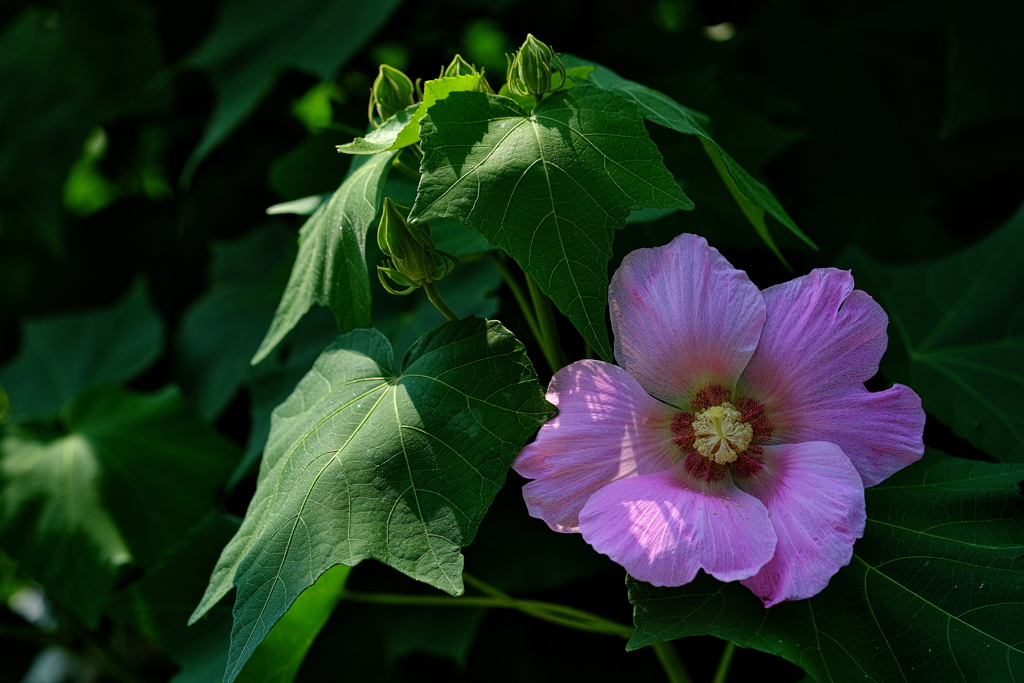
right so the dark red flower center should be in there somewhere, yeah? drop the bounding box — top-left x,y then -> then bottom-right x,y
671,384 -> 774,482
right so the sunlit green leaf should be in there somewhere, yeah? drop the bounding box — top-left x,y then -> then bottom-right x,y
0,385 -> 237,625
182,0 -> 401,182
337,75 -> 483,155
191,319 -> 554,682
845,202 -> 1024,462
562,55 -> 814,259
0,282 -> 163,418
410,87 -> 693,360
252,151 -> 398,365
627,451 -> 1024,682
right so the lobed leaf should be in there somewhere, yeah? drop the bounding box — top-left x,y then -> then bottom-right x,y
627,451 -> 1024,682
191,319 -> 555,682
0,385 -> 237,625
410,87 -> 693,360
252,151 -> 397,365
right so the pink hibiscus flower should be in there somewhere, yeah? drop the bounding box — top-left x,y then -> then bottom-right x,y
513,234 -> 925,606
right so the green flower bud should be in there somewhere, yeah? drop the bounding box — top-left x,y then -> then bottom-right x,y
369,64 -> 416,124
440,54 -> 494,93
506,34 -> 566,98
376,198 -> 457,295
442,54 -> 477,78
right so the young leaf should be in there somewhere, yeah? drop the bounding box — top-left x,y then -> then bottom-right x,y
0,281 -> 163,418
0,385 -> 237,625
252,151 -> 398,365
190,319 -> 555,683
562,54 -> 814,258
845,202 -> 1024,462
410,88 -> 693,360
627,451 -> 1024,682
337,74 -> 484,155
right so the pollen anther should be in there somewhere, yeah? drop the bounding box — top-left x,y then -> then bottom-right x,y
692,402 -> 753,464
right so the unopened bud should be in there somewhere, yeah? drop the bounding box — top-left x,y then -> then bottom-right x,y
440,54 -> 494,93
506,34 -> 566,98
376,199 -> 457,295
369,65 -> 416,124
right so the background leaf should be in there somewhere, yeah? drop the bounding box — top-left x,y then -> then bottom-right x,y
252,151 -> 398,365
192,319 -> 554,682
410,88 -> 692,360
627,451 -> 1024,682
845,202 -> 1024,462
176,224 -> 294,419
563,54 -> 814,259
0,282 -> 163,418
0,0 -> 165,252
182,0 -> 401,181
103,515 -> 239,683
0,385 -> 237,625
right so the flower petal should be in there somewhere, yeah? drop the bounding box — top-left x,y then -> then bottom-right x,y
739,268 -> 924,485
740,268 -> 888,422
514,360 -> 679,532
776,385 -> 925,487
578,468 -> 776,586
735,442 -> 866,607
610,233 -> 766,406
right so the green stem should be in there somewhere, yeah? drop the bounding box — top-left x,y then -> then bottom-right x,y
712,641 -> 736,683
392,157 -> 420,180
488,253 -> 543,349
651,641 -> 693,683
344,574 -> 693,683
525,273 -> 567,372
424,282 -> 459,321
463,573 -> 632,637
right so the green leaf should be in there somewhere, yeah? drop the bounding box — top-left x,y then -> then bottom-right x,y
844,202 -> 1024,462
0,281 -> 163,418
0,385 -> 237,625
410,88 -> 693,360
337,75 -> 485,155
627,451 -> 1024,682
191,319 -> 554,682
235,564 -> 350,683
562,55 -> 815,258
335,104 -> 420,155
252,151 -> 398,365
177,225 -> 294,418
182,0 -> 400,182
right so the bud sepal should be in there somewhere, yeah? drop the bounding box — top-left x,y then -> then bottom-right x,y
376,198 -> 457,295
506,34 -> 566,99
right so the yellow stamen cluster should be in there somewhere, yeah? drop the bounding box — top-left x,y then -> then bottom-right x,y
691,402 -> 754,464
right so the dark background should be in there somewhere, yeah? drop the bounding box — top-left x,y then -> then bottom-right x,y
1,0 -> 1021,680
